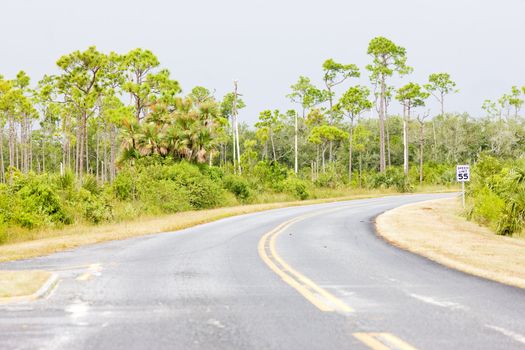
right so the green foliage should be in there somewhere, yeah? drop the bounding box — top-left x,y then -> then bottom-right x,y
282,177 -> 310,200
112,168 -> 136,201
77,189 -> 113,224
468,156 -> 525,236
369,167 -> 413,193
223,175 -> 253,202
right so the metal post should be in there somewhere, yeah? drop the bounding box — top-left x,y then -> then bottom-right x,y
462,181 -> 465,209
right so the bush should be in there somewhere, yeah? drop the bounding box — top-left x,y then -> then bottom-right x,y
16,175 -> 72,227
112,168 -> 137,200
369,167 -> 413,193
283,177 -> 310,200
77,189 -> 114,224
136,178 -> 191,214
223,175 -> 252,202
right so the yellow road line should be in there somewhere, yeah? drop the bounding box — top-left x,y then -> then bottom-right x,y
75,263 -> 102,281
353,333 -> 419,350
258,207 -> 355,313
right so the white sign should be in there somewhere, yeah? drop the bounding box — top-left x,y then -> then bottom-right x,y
456,164 -> 470,182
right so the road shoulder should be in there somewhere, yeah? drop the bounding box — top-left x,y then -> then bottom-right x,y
0,271 -> 57,302
376,197 -> 525,289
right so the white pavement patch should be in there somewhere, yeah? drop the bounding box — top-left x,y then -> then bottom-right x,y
409,293 -> 467,310
486,325 -> 525,346
66,300 -> 90,319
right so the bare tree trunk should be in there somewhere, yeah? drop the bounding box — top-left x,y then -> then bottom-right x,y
378,77 -> 386,173
8,115 -> 14,182
0,126 -> 4,182
29,119 -> 33,171
440,92 -> 444,116
85,120 -> 89,174
96,129 -> 100,181
321,144 -> 326,173
42,137 -> 45,173
110,124 -> 116,182
419,120 -> 424,185
358,152 -> 363,188
348,117 -> 354,182
403,104 -> 409,176
78,113 -> 86,179
75,115 -> 81,176
432,119 -> 437,162
294,111 -> 299,173
270,129 -> 276,162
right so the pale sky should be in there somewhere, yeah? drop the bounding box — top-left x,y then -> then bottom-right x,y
1,0 -> 524,123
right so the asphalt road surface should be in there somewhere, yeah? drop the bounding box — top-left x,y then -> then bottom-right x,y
2,193 -> 525,350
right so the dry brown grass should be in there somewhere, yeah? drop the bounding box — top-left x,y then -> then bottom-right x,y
376,197 -> 525,289
0,270 -> 51,298
0,193 -> 397,263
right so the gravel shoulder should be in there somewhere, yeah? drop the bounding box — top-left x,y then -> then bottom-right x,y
376,197 -> 525,289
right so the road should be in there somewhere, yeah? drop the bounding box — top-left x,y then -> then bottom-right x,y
2,193 -> 525,350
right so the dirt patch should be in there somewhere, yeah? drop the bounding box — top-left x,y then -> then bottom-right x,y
376,198 -> 525,289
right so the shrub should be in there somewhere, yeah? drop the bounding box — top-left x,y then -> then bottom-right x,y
112,168 -> 137,200
16,176 -> 72,227
223,175 -> 252,201
77,189 -> 114,224
283,177 -> 309,200
81,174 -> 100,195
136,178 -> 191,214
369,167 -> 413,193
315,169 -> 340,188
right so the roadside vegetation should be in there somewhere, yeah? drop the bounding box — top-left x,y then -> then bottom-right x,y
0,37 -> 523,246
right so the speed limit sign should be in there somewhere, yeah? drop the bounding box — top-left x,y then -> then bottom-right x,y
456,165 -> 470,182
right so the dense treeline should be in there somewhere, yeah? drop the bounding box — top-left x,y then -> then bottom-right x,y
0,37 -> 524,239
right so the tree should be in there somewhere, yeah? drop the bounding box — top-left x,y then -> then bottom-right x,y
54,46 -> 109,178
221,85 -> 245,173
367,37 -> 411,173
424,73 -> 457,116
396,82 -> 429,175
287,76 -> 327,173
308,125 -> 348,173
336,85 -> 372,181
255,109 -> 282,161
416,111 -> 430,185
507,86 -> 524,118
322,59 -> 360,121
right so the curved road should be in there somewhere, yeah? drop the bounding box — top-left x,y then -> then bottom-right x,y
2,194 -> 525,349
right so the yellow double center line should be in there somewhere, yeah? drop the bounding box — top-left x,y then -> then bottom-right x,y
258,207 -> 353,313
257,205 -> 420,350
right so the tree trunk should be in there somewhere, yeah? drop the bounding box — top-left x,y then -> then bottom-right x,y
270,129 -> 276,162
419,120 -> 424,185
385,95 -> 391,167
28,118 -> 33,172
96,129 -> 100,181
0,126 -> 4,182
403,104 -> 409,176
294,110 -> 300,174
348,117 -> 354,183
110,124 -> 116,182
358,153 -> 363,188
78,113 -> 86,179
321,143 -> 326,173
440,92 -> 444,116
378,77 -> 386,173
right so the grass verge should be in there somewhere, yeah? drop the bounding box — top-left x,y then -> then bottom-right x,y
0,270 -> 52,298
0,190 -> 414,263
376,197 -> 525,289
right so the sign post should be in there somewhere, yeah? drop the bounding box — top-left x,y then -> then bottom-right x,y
456,164 -> 470,208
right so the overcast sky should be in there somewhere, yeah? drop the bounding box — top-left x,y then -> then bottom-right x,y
1,0 -> 524,124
